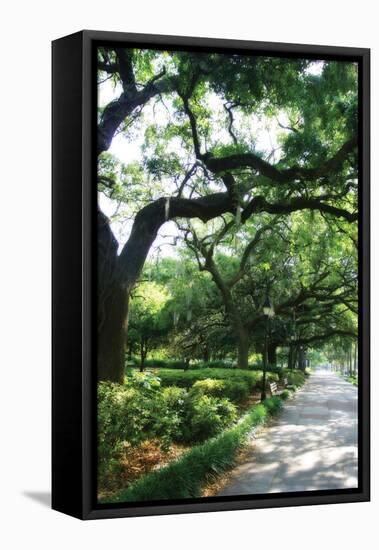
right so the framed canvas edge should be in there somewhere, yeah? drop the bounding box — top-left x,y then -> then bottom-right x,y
53,30 -> 370,520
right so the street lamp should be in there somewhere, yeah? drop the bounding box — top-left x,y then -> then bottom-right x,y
261,295 -> 275,401
289,312 -> 296,370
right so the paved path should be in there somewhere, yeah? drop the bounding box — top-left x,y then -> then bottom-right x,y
218,369 -> 358,495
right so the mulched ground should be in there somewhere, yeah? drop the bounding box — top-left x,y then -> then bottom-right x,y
97,439 -> 188,501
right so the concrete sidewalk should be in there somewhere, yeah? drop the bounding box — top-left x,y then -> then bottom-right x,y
218,369 -> 358,495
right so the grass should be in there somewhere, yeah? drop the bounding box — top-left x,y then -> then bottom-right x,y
102,395 -> 286,504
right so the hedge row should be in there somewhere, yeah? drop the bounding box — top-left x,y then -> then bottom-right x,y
157,368 -> 279,391
126,357 -> 300,372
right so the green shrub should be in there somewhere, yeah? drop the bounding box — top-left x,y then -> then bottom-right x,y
191,378 -> 226,396
280,389 -> 290,400
286,384 -> 298,392
98,373 -> 181,478
105,397 -> 283,504
161,385 -> 187,408
158,368 -> 261,392
263,396 -> 283,415
145,358 -> 169,368
190,378 -> 250,403
282,369 -> 306,386
197,360 -> 235,369
168,360 -> 192,369
182,394 -> 237,442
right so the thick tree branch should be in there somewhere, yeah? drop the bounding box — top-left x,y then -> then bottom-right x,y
117,193 -> 235,288
205,137 -> 357,183
98,67 -> 173,155
242,195 -> 357,223
114,48 -> 137,93
296,329 -> 357,345
116,188 -> 357,290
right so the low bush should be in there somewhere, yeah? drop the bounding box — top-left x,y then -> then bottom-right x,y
126,358 -> 203,370
280,389 -> 290,400
98,373 -> 240,478
281,369 -> 306,387
105,397 -> 283,504
158,368 -> 262,391
286,384 -> 298,392
181,394 -> 237,442
98,373 -> 181,479
346,375 -> 358,386
161,385 -> 187,409
162,384 -> 238,443
263,395 -> 283,415
167,360 -> 193,370
196,360 -> 235,369
190,378 -> 250,403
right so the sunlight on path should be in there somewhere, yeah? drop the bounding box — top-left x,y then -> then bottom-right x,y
218,369 -> 358,495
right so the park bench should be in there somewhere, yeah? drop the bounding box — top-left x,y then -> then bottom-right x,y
268,377 -> 288,396
269,381 -> 278,395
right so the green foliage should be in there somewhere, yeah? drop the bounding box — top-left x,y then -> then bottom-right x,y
181,394 -> 237,442
280,389 -> 290,400
196,360 -> 235,369
158,368 -> 262,391
190,378 -> 250,403
98,374 -> 182,478
97,46 -> 358,500
282,369 -> 306,387
346,375 -> 358,386
262,396 -> 283,415
131,358 -> 196,370
104,395 -> 286,503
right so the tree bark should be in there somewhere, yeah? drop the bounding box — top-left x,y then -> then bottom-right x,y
98,284 -> 129,383
287,345 -> 294,369
237,326 -> 250,369
298,347 -> 306,371
97,210 -> 128,383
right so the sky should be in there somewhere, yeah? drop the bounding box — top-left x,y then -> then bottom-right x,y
98,57 -> 325,259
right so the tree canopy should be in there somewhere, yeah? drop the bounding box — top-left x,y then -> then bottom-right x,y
96,46 -> 358,381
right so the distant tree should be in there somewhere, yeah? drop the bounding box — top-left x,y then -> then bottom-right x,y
128,282 -> 169,371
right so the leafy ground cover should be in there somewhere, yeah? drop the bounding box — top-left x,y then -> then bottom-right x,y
98,369 -> 306,499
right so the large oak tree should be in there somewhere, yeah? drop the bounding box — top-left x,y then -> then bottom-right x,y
97,48 -> 358,381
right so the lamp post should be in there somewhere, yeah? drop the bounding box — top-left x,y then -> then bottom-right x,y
290,310 -> 296,369
261,295 -> 275,402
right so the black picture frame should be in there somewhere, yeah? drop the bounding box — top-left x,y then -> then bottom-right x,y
52,30 -> 370,520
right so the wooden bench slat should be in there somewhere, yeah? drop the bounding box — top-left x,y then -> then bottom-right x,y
269,381 -> 278,394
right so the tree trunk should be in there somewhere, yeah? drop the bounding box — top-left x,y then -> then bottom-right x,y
127,341 -> 133,361
298,347 -> 306,371
287,345 -> 294,369
237,326 -> 250,369
98,284 -> 129,383
139,340 -> 148,372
